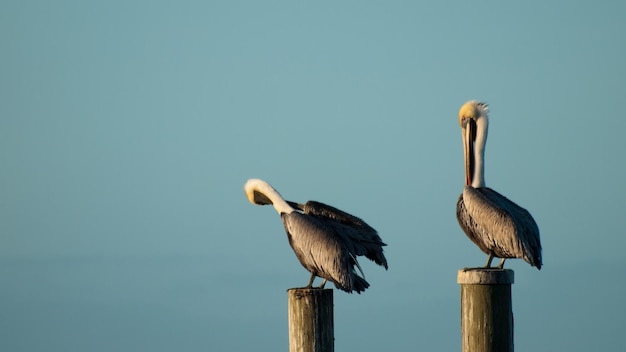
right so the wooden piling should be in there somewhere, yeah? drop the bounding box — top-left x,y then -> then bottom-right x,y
287,288 -> 334,352
457,268 -> 514,352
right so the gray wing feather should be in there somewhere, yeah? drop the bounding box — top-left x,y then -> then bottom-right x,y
460,186 -> 542,269
282,212 -> 355,291
300,201 -> 388,269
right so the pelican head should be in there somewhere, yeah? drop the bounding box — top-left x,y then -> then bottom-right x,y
458,101 -> 488,126
459,101 -> 489,188
245,178 -> 274,205
244,178 -> 293,214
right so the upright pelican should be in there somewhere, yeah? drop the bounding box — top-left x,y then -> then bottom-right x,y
456,101 -> 542,270
244,178 -> 388,293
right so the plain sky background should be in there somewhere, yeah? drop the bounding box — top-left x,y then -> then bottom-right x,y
1,1 -> 625,351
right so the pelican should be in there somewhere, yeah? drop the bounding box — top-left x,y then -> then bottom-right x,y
456,101 -> 542,270
244,178 -> 388,293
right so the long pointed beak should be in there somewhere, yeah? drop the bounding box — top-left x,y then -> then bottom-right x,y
462,122 -> 474,186
247,190 -> 273,205
286,200 -> 304,211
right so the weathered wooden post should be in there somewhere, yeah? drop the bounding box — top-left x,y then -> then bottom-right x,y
457,268 -> 514,352
287,288 -> 334,352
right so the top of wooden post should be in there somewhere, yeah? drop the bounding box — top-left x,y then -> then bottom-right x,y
287,288 -> 333,298
457,268 -> 514,285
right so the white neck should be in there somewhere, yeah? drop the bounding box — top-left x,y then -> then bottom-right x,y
472,117 -> 488,188
244,179 -> 294,214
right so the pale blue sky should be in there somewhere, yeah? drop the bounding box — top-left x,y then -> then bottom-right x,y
1,1 -> 625,351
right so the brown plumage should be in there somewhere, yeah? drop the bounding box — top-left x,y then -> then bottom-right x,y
244,179 -> 388,293
456,101 -> 542,269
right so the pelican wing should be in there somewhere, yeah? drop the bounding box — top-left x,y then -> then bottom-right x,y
299,201 -> 388,270
281,212 -> 359,292
460,186 -> 542,269
481,188 -> 542,268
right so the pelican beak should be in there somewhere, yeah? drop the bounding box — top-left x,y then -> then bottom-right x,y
253,191 -> 274,205
245,189 -> 273,205
286,200 -> 304,211
462,119 -> 475,186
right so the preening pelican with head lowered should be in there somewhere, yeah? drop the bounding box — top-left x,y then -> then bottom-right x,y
244,178 -> 388,293
456,101 -> 542,270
